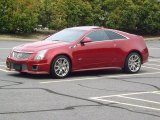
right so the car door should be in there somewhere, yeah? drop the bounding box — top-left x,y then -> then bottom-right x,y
72,30 -> 116,70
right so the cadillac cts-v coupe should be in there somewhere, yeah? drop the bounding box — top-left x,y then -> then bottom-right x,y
6,26 -> 149,78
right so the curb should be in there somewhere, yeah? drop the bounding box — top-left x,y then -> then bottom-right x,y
144,37 -> 160,41
0,37 -> 39,42
0,37 -> 160,42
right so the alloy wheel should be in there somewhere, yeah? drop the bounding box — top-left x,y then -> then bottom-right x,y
128,54 -> 141,72
54,57 -> 70,77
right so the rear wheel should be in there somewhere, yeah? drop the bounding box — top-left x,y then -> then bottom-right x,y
124,52 -> 142,73
51,55 -> 71,78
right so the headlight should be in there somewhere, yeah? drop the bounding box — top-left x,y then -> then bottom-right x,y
8,48 -> 15,58
34,49 -> 48,60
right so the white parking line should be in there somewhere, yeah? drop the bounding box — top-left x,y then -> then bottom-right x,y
0,68 -> 12,73
0,64 -> 14,73
40,71 -> 160,84
152,91 -> 160,93
90,91 -> 160,111
94,98 -> 160,111
90,91 -> 159,99
40,65 -> 160,84
118,95 -> 160,104
152,91 -> 160,95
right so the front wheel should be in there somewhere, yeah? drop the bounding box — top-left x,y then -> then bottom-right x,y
51,55 -> 71,78
124,52 -> 142,73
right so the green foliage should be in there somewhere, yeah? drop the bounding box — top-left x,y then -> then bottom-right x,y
0,0 -> 40,33
0,0 -> 159,34
136,0 -> 160,33
48,0 -> 68,29
105,0 -> 160,33
38,0 -> 53,28
48,0 -> 93,29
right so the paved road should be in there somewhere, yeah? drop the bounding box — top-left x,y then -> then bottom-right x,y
0,40 -> 160,120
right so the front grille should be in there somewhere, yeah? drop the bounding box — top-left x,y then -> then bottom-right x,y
12,51 -> 32,59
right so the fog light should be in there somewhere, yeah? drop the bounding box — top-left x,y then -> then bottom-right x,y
32,65 -> 38,71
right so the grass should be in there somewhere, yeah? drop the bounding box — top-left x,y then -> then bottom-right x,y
143,34 -> 160,38
0,33 -> 48,40
0,30 -> 55,40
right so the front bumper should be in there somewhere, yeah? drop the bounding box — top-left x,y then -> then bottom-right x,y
6,57 -> 50,74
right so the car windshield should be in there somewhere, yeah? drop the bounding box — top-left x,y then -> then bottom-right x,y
45,29 -> 86,42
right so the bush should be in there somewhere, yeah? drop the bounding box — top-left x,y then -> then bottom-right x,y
48,0 -> 93,29
136,0 -> 160,33
105,0 -> 160,34
0,0 -> 40,33
0,0 -> 159,34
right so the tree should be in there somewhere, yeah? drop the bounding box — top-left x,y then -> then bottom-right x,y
0,0 -> 40,33
104,0 -> 160,33
38,0 -> 53,28
136,0 -> 160,33
0,0 -> 159,34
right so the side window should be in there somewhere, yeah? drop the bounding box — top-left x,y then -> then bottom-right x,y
86,30 -> 110,42
105,30 -> 126,40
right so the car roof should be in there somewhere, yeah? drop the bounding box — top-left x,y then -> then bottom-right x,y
67,26 -> 101,31
65,26 -> 136,39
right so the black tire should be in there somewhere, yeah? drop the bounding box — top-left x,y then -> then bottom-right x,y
124,52 -> 142,73
51,55 -> 71,78
19,72 -> 27,75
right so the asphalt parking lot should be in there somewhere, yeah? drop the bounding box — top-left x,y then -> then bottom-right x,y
0,39 -> 160,120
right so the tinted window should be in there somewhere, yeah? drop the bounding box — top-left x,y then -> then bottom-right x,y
105,30 -> 126,40
86,30 -> 110,42
45,29 -> 86,42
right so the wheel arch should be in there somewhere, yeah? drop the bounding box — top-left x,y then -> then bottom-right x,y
124,50 -> 143,67
50,53 -> 73,73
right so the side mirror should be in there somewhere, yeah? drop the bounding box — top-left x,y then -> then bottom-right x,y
81,37 -> 92,44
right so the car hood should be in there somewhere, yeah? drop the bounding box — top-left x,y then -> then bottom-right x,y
13,41 -> 69,53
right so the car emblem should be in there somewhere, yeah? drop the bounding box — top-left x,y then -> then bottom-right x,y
17,53 -> 23,59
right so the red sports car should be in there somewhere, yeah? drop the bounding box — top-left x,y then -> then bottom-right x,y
6,26 -> 149,78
